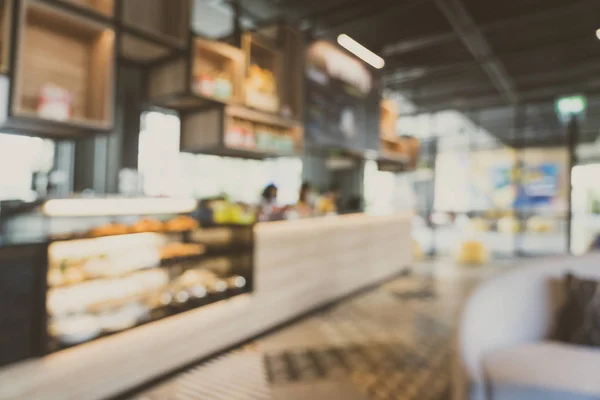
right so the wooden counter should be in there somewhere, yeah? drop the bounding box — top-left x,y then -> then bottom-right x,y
0,213 -> 412,400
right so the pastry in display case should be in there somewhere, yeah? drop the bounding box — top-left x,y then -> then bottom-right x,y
88,222 -> 129,237
159,243 -> 205,261
129,218 -> 164,233
165,215 -> 199,232
47,227 -> 252,350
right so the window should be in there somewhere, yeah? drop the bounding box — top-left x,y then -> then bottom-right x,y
138,110 -> 303,204
0,133 -> 54,200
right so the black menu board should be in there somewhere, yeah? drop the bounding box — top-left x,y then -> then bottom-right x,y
305,40 -> 380,152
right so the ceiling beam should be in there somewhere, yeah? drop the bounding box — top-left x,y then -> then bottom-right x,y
384,33 -> 597,85
401,76 -> 600,108
300,0 -> 366,21
314,0 -> 432,34
413,80 -> 600,113
514,60 -> 600,88
389,58 -> 600,97
382,32 -> 456,56
381,0 -> 599,59
433,0 -> 517,103
481,0 -> 600,33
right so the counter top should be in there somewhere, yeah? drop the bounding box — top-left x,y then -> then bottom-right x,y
0,212 -> 413,400
0,235 -> 47,248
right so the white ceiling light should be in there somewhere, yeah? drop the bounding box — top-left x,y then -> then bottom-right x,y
337,34 -> 385,69
596,29 -> 600,40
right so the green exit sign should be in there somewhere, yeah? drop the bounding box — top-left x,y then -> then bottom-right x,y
556,95 -> 587,119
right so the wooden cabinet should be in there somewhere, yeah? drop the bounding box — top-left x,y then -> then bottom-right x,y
7,0 -> 115,137
119,0 -> 190,64
148,36 -> 245,110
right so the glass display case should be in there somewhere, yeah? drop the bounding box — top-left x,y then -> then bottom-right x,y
0,197 -> 254,357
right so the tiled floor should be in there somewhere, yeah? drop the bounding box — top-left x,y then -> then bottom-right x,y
133,260 -> 511,400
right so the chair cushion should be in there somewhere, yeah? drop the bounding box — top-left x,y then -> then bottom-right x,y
484,342 -> 600,400
554,274 -> 600,346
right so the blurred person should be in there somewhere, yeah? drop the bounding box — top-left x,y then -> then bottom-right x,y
258,184 -> 287,222
297,181 -> 314,218
316,185 -> 340,216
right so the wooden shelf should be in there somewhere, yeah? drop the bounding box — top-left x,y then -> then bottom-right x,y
121,0 -> 189,46
148,37 -> 244,110
380,98 -> 398,140
181,145 -> 281,160
243,33 -> 281,114
225,105 -> 300,129
379,136 -> 420,171
12,0 -> 115,133
377,158 -> 407,173
119,0 -> 190,64
255,23 -> 304,120
56,0 -> 114,17
120,33 -> 174,64
180,104 -> 303,159
192,37 -> 245,105
378,151 -> 409,163
0,0 -> 12,74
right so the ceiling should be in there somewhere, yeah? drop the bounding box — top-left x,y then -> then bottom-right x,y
204,0 -> 600,146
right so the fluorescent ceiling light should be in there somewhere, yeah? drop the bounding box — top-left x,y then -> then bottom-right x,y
43,198 -> 197,217
337,34 -> 385,69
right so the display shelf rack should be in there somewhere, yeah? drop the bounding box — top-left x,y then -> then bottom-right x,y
48,0 -> 114,18
8,0 -> 115,137
118,0 -> 190,64
242,32 -> 281,114
179,104 -> 303,159
147,36 -> 245,110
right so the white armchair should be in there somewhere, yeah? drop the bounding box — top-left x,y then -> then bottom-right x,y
454,253 -> 600,400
